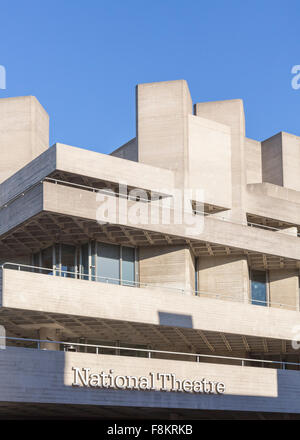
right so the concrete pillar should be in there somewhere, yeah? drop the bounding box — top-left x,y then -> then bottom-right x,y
0,96 -> 49,183
39,327 -> 60,351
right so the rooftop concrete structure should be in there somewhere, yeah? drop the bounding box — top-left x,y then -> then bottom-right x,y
0,96 -> 49,184
1,79 -> 300,419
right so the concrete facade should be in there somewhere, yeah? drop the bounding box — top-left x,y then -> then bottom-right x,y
1,79 -> 300,419
0,96 -> 49,184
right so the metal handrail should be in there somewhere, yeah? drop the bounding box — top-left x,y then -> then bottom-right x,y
0,336 -> 298,370
45,177 -> 153,203
1,176 -> 300,237
1,262 -> 298,310
193,210 -> 300,237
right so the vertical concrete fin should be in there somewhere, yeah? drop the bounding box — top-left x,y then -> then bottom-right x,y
136,79 -> 192,187
194,99 -> 246,222
261,133 -> 283,187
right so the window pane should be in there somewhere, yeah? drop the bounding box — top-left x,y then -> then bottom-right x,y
33,252 -> 40,273
122,247 -> 135,286
41,246 -> 53,275
97,243 -> 120,284
55,244 -> 60,276
91,242 -> 96,281
81,243 -> 89,280
251,270 -> 267,306
61,244 -> 76,278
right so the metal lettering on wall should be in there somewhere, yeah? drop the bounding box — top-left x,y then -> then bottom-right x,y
72,367 -> 226,394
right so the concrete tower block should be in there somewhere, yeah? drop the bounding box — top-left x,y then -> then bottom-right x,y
194,99 -> 246,223
136,80 -> 193,187
262,132 -> 300,191
0,96 -> 49,183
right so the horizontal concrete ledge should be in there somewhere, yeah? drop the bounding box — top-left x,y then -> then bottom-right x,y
247,183 -> 300,226
0,143 -> 175,208
1,180 -> 300,262
1,268 -> 300,341
1,346 -> 300,414
43,181 -> 300,260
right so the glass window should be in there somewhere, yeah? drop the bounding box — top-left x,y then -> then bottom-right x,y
31,242 -> 137,286
61,244 -> 76,278
81,243 -> 89,280
91,241 -> 96,281
41,246 -> 53,275
121,246 -> 135,286
251,270 -> 267,306
32,252 -> 40,273
119,342 -> 148,358
97,242 -> 120,284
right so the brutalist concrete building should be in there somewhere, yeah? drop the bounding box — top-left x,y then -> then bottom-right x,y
1,80 -> 300,419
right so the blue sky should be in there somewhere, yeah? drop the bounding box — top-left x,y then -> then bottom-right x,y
0,0 -> 299,154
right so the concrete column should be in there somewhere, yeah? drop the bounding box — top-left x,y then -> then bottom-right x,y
39,327 -> 60,351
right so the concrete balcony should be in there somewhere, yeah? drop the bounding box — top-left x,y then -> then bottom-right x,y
1,265 -> 300,344
247,182 -> 300,226
1,180 -> 300,268
0,343 -> 300,415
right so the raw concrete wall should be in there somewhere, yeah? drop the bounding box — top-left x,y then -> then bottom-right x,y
137,80 -> 193,188
281,132 -> 300,192
110,138 -> 138,162
261,133 -> 283,187
2,346 -> 300,414
197,256 -> 249,302
2,181 -> 300,262
55,143 -> 175,195
261,132 -> 300,191
245,138 -> 262,184
269,269 -> 299,310
139,245 -> 195,292
0,146 -> 56,207
0,183 -> 43,236
0,96 -> 49,184
3,267 -> 300,341
246,182 -> 300,226
195,99 -> 246,224
188,114 -> 232,209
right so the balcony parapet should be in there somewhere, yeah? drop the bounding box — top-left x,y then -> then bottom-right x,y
1,262 -> 299,311
2,335 -> 299,371
1,341 -> 300,413
1,264 -> 300,342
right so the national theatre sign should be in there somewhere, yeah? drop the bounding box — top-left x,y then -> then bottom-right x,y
72,367 -> 226,394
